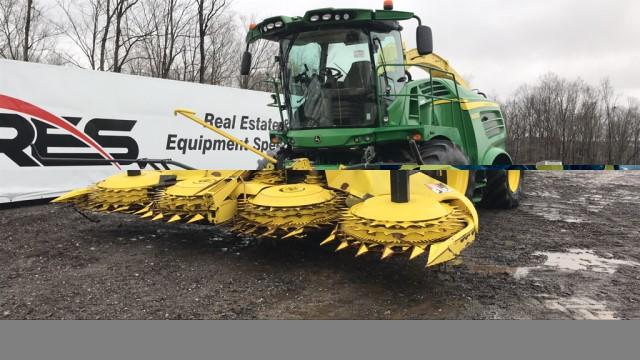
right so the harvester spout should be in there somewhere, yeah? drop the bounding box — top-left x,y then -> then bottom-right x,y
174,109 -> 277,165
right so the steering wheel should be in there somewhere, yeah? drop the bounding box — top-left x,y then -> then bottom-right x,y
322,66 -> 343,81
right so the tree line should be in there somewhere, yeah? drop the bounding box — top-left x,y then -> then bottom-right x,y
2,1 -> 639,164
503,73 -> 640,164
0,0 -> 277,90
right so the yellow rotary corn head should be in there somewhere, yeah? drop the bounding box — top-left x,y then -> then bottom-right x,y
234,181 -> 347,238
53,170 -> 478,268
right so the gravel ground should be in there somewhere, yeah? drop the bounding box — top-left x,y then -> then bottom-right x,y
1,171 -> 639,319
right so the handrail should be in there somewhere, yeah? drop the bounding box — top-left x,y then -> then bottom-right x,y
375,62 -> 466,134
30,145 -> 195,170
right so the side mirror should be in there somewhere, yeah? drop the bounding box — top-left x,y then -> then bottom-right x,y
240,51 -> 252,75
416,25 -> 433,55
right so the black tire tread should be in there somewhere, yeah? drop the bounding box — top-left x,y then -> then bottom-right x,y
419,140 -> 475,199
481,170 -> 521,209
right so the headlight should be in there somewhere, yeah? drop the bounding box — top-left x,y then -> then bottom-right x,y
322,14 -> 332,21
275,21 -> 283,28
266,23 -> 275,30
343,13 -> 351,20
310,15 -> 320,22
334,14 -> 341,20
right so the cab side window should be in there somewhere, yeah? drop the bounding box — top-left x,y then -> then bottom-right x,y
372,31 -> 405,99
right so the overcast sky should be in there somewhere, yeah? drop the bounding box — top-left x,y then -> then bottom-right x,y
230,0 -> 640,101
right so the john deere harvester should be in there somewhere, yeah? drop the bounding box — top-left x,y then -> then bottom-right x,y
53,2 -> 522,269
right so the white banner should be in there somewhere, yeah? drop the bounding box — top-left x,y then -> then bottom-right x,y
0,59 -> 282,203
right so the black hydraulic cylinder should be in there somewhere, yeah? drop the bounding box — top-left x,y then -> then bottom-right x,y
390,170 -> 410,203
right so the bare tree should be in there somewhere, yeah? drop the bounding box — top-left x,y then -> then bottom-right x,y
0,0 -> 55,62
195,0 -> 227,83
207,12 -> 241,85
23,0 -> 32,60
504,73 -> 640,164
135,0 -> 193,78
111,0 -> 139,72
0,0 -> 21,59
56,0 -> 104,69
57,0 -> 148,72
98,0 -> 115,70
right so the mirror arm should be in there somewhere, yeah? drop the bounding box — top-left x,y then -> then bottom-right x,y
412,15 -> 422,26
373,37 -> 392,96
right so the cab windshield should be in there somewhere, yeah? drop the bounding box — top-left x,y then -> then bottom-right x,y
283,29 -> 377,129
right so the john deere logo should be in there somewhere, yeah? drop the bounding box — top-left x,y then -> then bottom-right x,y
314,136 -> 321,143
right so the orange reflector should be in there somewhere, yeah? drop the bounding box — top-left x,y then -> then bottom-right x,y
412,133 -> 423,141
271,136 -> 280,144
249,23 -> 257,30
383,0 -> 394,10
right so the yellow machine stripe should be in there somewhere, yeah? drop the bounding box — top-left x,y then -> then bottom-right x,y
460,101 -> 499,111
433,99 -> 499,112
433,100 -> 451,105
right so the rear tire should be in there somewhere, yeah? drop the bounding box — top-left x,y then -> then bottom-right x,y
480,170 -> 522,209
419,140 -> 475,200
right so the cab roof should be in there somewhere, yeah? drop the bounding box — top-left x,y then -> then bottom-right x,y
246,8 -> 416,43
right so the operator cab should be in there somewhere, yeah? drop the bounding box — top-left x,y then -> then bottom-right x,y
240,3 -> 434,165
240,5 -> 432,130
283,27 -> 404,130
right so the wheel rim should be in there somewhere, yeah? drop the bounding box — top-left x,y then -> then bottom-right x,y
507,170 -> 521,193
444,170 -> 470,196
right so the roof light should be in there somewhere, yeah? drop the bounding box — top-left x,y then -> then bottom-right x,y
310,15 -> 320,22
322,13 -> 332,21
267,23 -> 275,30
275,21 -> 284,28
334,14 -> 341,20
343,13 -> 350,20
384,0 -> 394,10
262,26 -> 268,32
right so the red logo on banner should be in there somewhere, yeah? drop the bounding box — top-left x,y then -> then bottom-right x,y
0,94 -> 121,169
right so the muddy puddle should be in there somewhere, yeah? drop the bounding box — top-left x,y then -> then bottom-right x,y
508,249 -> 640,279
521,171 -> 640,223
469,249 -> 639,279
467,247 -> 640,319
543,296 -> 618,320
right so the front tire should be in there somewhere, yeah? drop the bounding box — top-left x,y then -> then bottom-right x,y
480,170 -> 522,209
419,140 -> 475,200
